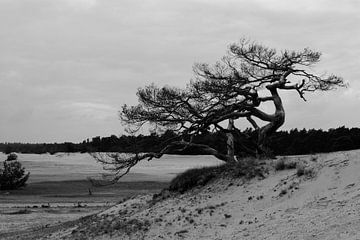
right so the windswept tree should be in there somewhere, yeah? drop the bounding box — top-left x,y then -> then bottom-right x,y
93,39 -> 345,182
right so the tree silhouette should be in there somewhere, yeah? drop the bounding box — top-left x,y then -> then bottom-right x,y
0,156 -> 30,190
94,39 -> 345,182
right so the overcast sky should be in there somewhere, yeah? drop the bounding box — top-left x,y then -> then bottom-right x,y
0,0 -> 359,143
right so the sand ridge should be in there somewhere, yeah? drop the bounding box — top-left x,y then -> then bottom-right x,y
6,150 -> 360,239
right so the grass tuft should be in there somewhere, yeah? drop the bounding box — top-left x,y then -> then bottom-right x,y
296,163 -> 316,178
274,158 -> 286,170
168,158 -> 266,194
274,157 -> 297,171
168,166 -> 218,194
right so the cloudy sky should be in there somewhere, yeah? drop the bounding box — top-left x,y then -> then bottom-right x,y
0,0 -> 359,143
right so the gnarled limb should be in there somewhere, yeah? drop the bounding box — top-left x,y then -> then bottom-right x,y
90,140 -> 233,185
100,38 -> 345,182
257,88 -> 285,154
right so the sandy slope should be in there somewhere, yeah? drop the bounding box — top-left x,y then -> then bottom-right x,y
11,150 -> 360,240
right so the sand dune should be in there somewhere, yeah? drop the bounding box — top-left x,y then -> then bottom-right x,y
5,150 -> 360,239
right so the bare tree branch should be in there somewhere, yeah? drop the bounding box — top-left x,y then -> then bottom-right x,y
95,38 -> 345,182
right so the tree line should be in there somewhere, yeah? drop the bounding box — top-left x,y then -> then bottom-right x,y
1,126 -> 359,156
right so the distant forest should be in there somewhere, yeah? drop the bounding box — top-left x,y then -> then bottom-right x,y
1,126 -> 359,156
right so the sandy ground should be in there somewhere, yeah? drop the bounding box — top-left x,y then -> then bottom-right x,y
3,150 -> 360,239
18,149 -> 360,240
0,153 -> 222,183
0,153 -> 221,239
0,180 -> 168,239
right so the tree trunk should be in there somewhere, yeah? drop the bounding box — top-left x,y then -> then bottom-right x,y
226,119 -> 236,162
258,88 -> 285,156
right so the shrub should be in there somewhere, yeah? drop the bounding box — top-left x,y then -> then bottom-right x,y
304,168 -> 316,177
296,164 -> 305,176
274,158 -> 286,170
285,161 -> 297,169
168,165 -> 219,193
168,158 -> 266,194
0,160 -> 30,190
296,163 -> 316,178
227,158 -> 266,179
6,153 -> 18,161
275,157 -> 297,171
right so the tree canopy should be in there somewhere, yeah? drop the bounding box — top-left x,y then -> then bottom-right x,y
94,39 -> 345,182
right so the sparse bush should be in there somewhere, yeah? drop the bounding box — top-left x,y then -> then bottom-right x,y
296,164 -> 305,176
0,160 -> 30,190
310,155 -> 318,162
168,158 -> 266,194
275,157 -> 297,171
6,153 -> 18,161
274,158 -> 286,170
228,158 -> 266,179
296,163 -> 316,178
304,167 -> 316,178
285,161 -> 297,169
168,165 -> 219,193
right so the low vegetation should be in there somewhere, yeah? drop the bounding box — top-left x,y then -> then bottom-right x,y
169,155 -> 316,195
168,158 -> 267,194
6,153 -> 18,161
274,157 -> 297,171
70,215 -> 151,239
274,156 -> 317,178
296,163 -> 316,177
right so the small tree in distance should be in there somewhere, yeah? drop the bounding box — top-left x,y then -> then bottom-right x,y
0,154 -> 30,190
6,153 -> 18,161
93,38 -> 345,183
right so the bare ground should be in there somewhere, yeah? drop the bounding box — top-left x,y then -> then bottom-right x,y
0,180 -> 168,239
3,150 -> 360,239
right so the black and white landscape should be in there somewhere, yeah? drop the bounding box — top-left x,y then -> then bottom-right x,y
0,0 -> 359,239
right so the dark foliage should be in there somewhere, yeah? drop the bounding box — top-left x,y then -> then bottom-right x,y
268,126 -> 360,155
168,165 -> 219,193
296,164 -> 305,176
274,158 -> 286,171
0,160 -> 30,190
274,158 -> 297,171
0,126 -> 359,156
168,158 -> 265,193
6,153 -> 18,161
